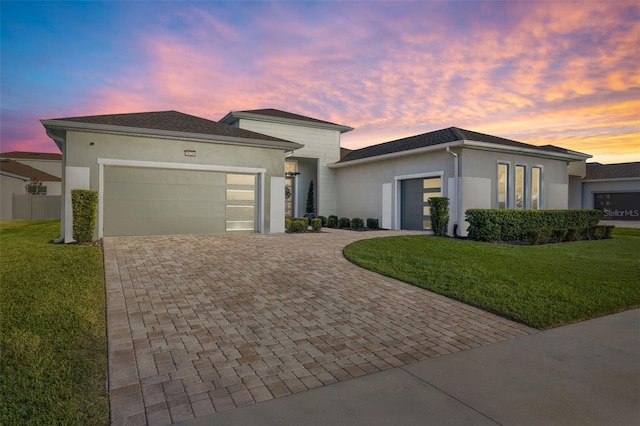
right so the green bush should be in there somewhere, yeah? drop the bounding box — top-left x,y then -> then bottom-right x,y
327,215 -> 339,228
71,189 -> 98,243
466,209 -> 602,243
566,228 -> 580,242
285,218 -> 292,231
289,218 -> 308,233
429,197 -> 449,237
350,218 -> 364,230
551,228 -> 568,243
366,218 -> 379,229
527,228 -> 552,245
311,218 -> 322,232
339,217 -> 351,229
317,215 -> 327,227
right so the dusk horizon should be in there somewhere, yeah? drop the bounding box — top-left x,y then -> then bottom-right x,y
2,1 -> 638,164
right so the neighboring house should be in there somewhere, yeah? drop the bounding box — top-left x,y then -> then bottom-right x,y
582,162 -> 640,222
331,127 -> 591,235
0,154 -> 62,220
41,111 -> 303,242
41,108 -> 595,241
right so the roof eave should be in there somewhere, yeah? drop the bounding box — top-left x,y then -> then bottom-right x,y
583,177 -> 640,182
41,119 -> 304,151
329,141 -> 464,168
462,140 -> 592,161
221,111 -> 354,134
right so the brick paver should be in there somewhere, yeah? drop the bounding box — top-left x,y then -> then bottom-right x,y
104,229 -> 533,425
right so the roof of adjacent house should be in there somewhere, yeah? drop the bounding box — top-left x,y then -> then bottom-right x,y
0,158 -> 61,181
41,110 -> 304,150
220,108 -> 354,133
338,127 -> 590,163
0,151 -> 62,161
585,162 -> 640,180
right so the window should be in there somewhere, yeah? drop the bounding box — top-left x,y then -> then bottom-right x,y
497,163 -> 509,209
515,165 -> 525,209
531,167 -> 541,210
226,174 -> 255,185
422,177 -> 442,230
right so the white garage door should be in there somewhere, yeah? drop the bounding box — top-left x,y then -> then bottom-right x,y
103,166 -> 256,236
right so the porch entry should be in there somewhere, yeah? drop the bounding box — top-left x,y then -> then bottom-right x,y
400,176 -> 442,230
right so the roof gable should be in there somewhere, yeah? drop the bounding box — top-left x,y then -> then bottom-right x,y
0,159 -> 61,181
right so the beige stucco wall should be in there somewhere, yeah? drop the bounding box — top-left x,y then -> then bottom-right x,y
460,147 -> 569,210
334,150 -> 455,225
237,120 -> 342,216
64,130 -> 285,235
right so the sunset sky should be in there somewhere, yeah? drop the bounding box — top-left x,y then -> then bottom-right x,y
1,1 -> 638,164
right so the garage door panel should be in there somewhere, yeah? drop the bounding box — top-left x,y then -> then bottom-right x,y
103,166 -> 255,237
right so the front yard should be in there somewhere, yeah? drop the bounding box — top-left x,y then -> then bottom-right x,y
0,220 -> 108,425
344,228 -> 640,329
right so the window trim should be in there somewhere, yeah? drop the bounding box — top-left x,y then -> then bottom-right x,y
497,162 -> 510,209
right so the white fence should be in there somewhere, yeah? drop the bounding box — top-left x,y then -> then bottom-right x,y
12,195 -> 61,220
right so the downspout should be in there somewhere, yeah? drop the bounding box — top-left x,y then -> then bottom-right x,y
446,147 -> 464,238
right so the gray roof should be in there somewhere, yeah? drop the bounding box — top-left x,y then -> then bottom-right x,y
339,127 -> 587,163
221,108 -> 354,133
0,151 -> 61,161
42,110 -> 296,145
585,162 -> 640,180
0,159 -> 61,181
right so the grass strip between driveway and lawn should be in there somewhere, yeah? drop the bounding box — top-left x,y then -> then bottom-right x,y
344,228 -> 640,329
0,220 -> 108,425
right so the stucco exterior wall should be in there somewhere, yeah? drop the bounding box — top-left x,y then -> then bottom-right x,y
64,130 -> 285,234
237,120 -> 341,216
334,150 -> 454,225
460,147 -> 569,210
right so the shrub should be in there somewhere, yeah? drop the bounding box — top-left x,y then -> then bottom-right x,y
311,218 -> 322,232
366,218 -> 379,229
339,217 -> 351,229
285,218 -> 292,231
551,228 -> 568,243
317,215 -> 327,227
429,197 -> 449,237
289,218 -> 308,233
306,180 -> 315,214
350,217 -> 364,230
527,228 -> 552,245
466,209 -> 602,243
327,215 -> 338,228
565,228 -> 580,242
593,225 -> 614,240
71,189 -> 98,243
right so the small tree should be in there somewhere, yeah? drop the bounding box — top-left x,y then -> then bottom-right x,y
306,180 -> 315,214
25,178 -> 42,195
429,197 -> 449,237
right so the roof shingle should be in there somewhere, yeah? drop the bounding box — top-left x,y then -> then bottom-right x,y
585,162 -> 640,180
0,151 -> 62,161
0,159 -> 61,181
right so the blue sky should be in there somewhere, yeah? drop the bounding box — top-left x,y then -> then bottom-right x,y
2,1 -> 638,163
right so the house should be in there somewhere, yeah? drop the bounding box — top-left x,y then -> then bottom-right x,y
41,111 -> 304,242
581,162 -> 640,222
0,152 -> 62,220
41,109 -> 594,241
331,127 -> 591,234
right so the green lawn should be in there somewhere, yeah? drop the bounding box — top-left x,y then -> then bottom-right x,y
0,220 -> 108,425
344,229 -> 640,329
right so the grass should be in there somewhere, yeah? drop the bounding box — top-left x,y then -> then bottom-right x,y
0,220 -> 108,425
344,229 -> 640,329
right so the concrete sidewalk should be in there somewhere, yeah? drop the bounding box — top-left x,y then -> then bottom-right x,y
179,308 -> 640,426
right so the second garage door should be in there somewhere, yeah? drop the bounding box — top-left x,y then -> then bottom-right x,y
103,166 -> 256,236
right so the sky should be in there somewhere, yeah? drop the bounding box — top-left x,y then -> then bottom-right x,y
1,0 -> 638,164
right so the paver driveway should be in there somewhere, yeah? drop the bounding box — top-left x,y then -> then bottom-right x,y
104,229 -> 533,425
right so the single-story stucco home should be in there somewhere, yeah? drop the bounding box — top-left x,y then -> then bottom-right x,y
42,108 -> 624,242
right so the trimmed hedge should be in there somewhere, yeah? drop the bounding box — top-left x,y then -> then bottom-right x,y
339,217 -> 351,229
289,217 -> 309,233
350,218 -> 364,230
466,209 -> 604,244
317,215 -> 327,227
327,215 -> 338,229
366,218 -> 379,230
71,189 -> 98,243
311,218 -> 322,232
429,197 -> 449,237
